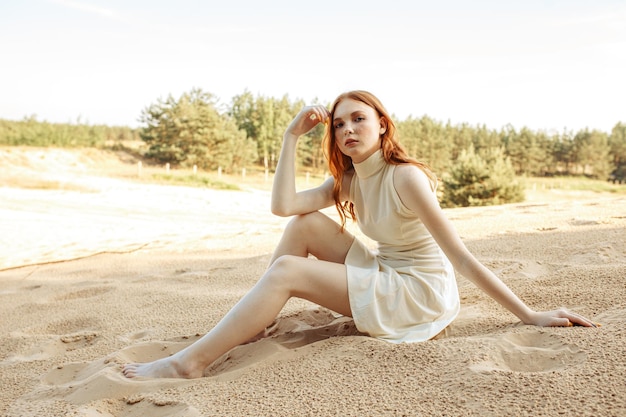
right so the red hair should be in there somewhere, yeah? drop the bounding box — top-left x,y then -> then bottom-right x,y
322,90 -> 436,229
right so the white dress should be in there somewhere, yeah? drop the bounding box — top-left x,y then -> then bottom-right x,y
345,150 -> 460,343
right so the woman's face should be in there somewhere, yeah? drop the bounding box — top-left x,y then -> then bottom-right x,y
333,99 -> 385,164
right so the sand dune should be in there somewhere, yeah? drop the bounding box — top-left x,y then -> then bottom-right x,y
1,148 -> 625,416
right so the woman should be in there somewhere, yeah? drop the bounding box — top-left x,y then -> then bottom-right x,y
123,90 -> 595,379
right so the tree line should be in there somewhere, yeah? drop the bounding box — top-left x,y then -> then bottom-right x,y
1,87 -> 624,206
0,116 -> 139,148
137,88 -> 626,179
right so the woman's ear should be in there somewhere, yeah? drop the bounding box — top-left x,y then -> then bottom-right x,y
379,118 -> 387,135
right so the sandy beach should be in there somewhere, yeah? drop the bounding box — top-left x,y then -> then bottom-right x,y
1,148 -> 625,416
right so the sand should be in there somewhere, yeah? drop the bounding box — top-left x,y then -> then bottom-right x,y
1,148 -> 625,416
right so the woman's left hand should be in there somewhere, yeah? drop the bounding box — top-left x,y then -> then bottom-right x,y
284,105 -> 330,139
526,308 -> 599,327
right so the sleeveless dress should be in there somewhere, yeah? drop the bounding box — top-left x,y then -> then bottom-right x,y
345,149 -> 460,343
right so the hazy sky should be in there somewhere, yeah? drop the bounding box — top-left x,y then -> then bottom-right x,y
1,0 -> 625,133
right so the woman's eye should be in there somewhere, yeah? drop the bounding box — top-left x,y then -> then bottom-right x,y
355,116 -> 364,122
334,122 -> 343,129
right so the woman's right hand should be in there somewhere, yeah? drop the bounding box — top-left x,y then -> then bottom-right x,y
284,105 -> 330,139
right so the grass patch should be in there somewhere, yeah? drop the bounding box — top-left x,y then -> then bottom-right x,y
1,175 -> 96,192
146,173 -> 241,190
523,176 -> 626,194
121,163 -> 326,192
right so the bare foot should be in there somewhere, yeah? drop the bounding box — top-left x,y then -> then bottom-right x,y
122,355 -> 203,379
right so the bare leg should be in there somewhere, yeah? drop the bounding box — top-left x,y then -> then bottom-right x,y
268,211 -> 356,265
123,212 -> 355,379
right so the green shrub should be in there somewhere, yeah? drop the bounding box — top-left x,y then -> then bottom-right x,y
441,146 -> 524,208
140,88 -> 256,172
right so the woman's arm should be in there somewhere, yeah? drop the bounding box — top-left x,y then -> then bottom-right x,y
271,105 -> 336,217
393,164 -> 596,327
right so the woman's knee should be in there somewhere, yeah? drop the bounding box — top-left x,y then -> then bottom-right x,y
284,211 -> 337,239
285,211 -> 322,233
263,255 -> 300,292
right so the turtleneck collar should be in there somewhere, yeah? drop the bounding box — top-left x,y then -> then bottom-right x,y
353,149 -> 385,179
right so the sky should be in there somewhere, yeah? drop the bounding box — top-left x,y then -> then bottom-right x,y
1,0 -> 625,133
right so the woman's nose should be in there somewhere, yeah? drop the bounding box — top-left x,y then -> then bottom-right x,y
344,124 -> 353,134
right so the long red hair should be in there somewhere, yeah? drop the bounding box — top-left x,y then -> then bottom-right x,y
322,90 -> 437,229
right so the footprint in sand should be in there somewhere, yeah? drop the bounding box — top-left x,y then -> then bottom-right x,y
35,341 -> 196,407
469,331 -> 586,373
76,398 -> 203,417
53,285 -> 113,301
2,330 -> 100,364
569,218 -> 600,226
492,260 -> 551,280
19,351 -> 198,416
597,244 -> 622,261
569,242 -> 624,264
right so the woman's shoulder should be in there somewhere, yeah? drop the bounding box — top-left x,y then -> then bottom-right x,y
393,163 -> 437,193
393,163 -> 431,182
